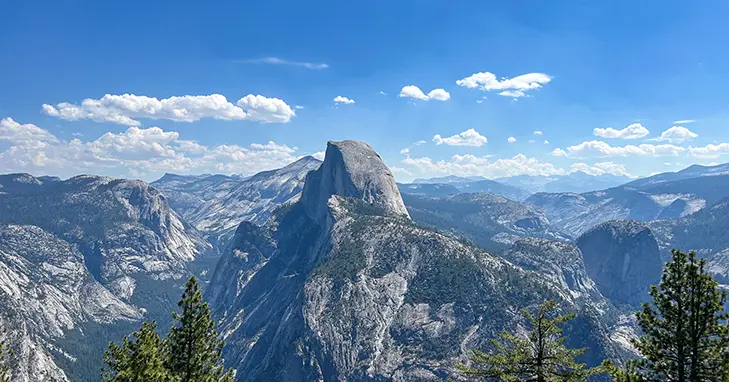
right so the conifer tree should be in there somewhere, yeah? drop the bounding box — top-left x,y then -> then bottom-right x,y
632,249 -> 729,381
0,330 -> 11,382
166,277 -> 233,382
103,320 -> 173,382
459,300 -> 593,381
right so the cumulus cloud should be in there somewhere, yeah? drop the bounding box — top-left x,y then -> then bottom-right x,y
0,118 -> 302,180
333,96 -> 355,105
570,162 -> 632,177
42,93 -> 296,125
432,129 -> 487,147
687,143 -> 729,159
593,123 -> 649,139
399,85 -> 450,101
533,130 -> 543,135
311,151 -> 326,161
402,153 -> 566,179
551,148 -> 567,157
236,57 -> 328,70
456,72 -> 552,98
0,118 -> 58,143
507,137 -> 517,143
400,148 -> 410,155
559,140 -> 685,157
652,126 -> 698,143
544,140 -> 550,144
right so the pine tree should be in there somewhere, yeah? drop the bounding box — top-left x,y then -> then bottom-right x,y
166,277 -> 233,382
102,320 -> 174,382
0,329 -> 11,382
632,249 -> 729,381
601,360 -> 644,382
459,300 -> 593,381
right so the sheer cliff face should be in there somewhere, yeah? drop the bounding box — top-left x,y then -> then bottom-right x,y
208,140 -> 622,381
576,220 -> 663,307
300,140 -> 409,226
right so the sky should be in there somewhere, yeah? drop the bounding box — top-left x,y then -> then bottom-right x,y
2,0 -> 729,182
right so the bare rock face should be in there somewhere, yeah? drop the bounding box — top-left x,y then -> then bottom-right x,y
301,140 -> 410,225
576,220 -> 663,307
208,140 -> 623,381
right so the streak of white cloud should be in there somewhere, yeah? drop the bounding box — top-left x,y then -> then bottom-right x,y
559,140 -> 685,157
593,123 -> 649,139
432,129 -> 487,147
533,130 -> 543,135
236,57 -> 328,70
673,119 -> 695,124
402,153 -> 567,179
42,93 -> 296,125
456,72 -> 552,98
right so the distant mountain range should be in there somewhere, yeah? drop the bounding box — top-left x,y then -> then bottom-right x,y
410,171 -> 633,195
3,148 -> 729,381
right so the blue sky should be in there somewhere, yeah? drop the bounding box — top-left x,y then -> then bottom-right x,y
2,0 -> 729,182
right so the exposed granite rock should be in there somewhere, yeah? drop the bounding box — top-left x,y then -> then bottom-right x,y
576,220 -> 663,307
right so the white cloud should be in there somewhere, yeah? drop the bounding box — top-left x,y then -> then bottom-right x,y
507,137 -> 517,143
237,94 -> 297,123
236,57 -> 328,70
295,105 -> 304,109
652,126 -> 698,143
432,129 -> 487,147
570,162 -> 632,177
312,151 -> 326,161
390,166 -> 412,178
398,85 -> 450,101
456,72 -> 552,98
0,118 -> 58,143
551,148 -> 567,157
378,91 -> 387,95
499,90 -> 526,98
544,140 -> 550,144
42,93 -> 296,125
687,143 -> 729,159
673,119 -> 695,124
593,123 -> 649,139
529,140 -> 536,144
560,140 -> 685,157
333,96 -> 355,105
533,130 -> 543,135
0,118 -> 302,180
414,140 -> 427,145
400,148 -> 410,155
476,100 -> 483,104
402,153 -> 566,179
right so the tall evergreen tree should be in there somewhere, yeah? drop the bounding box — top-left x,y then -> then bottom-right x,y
632,249 -> 729,381
0,329 -> 11,382
103,320 -> 173,382
166,277 -> 233,382
459,300 -> 593,381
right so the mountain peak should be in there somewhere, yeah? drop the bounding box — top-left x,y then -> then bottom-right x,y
301,140 -> 409,224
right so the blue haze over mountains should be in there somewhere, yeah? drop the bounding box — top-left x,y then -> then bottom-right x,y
4,142 -> 729,380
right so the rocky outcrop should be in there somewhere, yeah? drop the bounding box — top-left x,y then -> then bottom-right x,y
152,157 -> 321,251
0,225 -> 141,382
207,140 -> 624,381
402,192 -> 568,251
576,221 -> 663,307
0,174 -> 211,297
300,140 -> 409,225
